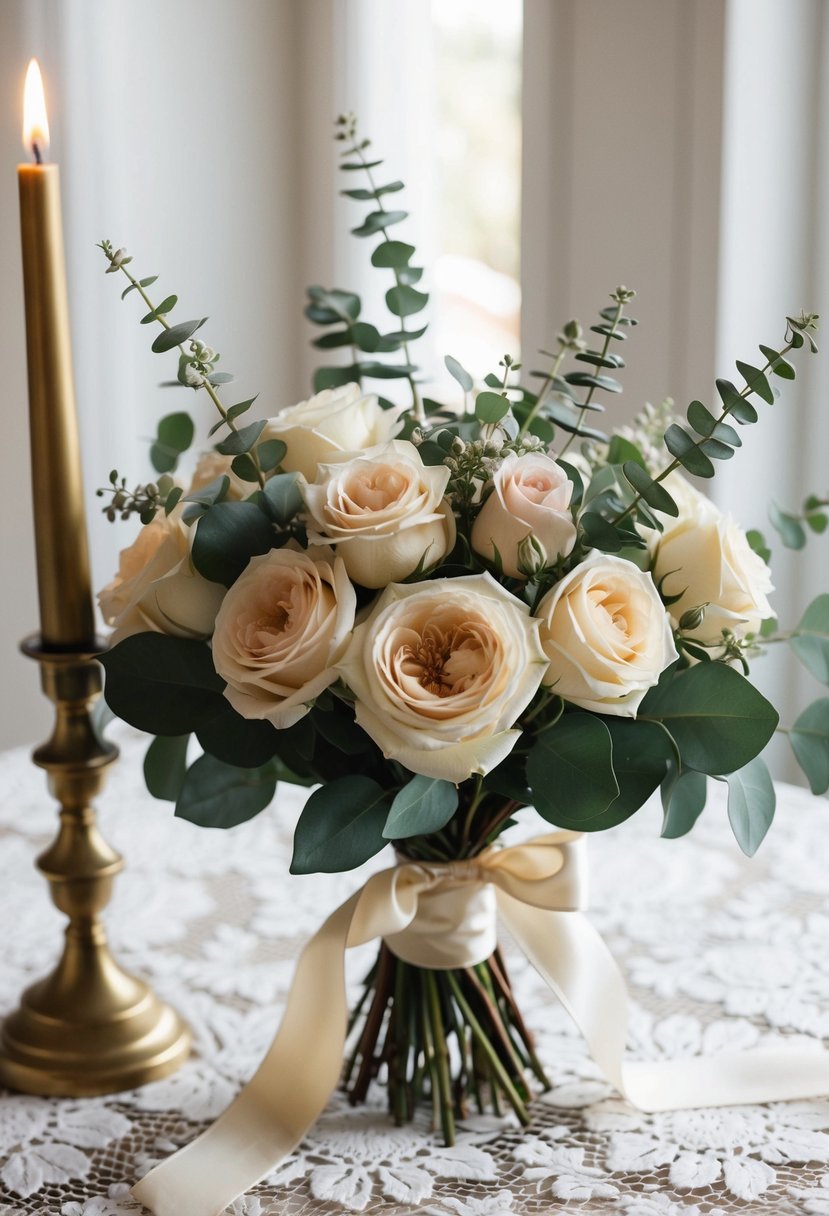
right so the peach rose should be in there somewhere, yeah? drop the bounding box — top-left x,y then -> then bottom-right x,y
537,552 -> 678,716
471,452 -> 576,577
336,573 -> 547,782
211,547 -> 356,729
99,512 -> 225,646
302,440 -> 455,588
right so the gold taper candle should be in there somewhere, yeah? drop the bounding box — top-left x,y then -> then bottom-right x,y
18,58 -> 95,647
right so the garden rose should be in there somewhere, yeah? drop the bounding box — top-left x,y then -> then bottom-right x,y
212,547 -> 356,729
265,383 -> 403,481
537,552 -> 677,716
336,573 -> 547,782
302,440 -> 455,588
652,506 -> 773,643
99,512 -> 225,646
471,452 -> 576,577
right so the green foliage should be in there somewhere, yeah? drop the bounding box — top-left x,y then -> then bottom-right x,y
527,713 -> 619,826
144,734 -> 189,802
100,634 -> 226,735
196,704 -> 280,768
383,776 -> 459,840
769,501 -> 806,550
789,698 -> 829,794
724,756 -> 775,856
150,411 -> 194,474
176,753 -> 277,829
639,662 -> 778,775
445,355 -> 473,393
191,501 -> 275,586
660,768 -> 707,838
151,317 -> 207,353
475,391 -> 510,424
789,594 -> 829,685
290,776 -> 390,873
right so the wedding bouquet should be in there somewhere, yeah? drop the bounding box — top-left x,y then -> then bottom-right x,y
96,117 -> 827,1145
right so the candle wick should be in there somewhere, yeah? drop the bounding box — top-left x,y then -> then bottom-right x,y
32,141 -> 42,165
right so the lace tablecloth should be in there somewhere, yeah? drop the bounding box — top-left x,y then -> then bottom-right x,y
2,725 -> 829,1216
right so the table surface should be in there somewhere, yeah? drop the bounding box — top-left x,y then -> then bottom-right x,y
1,725 -> 828,1216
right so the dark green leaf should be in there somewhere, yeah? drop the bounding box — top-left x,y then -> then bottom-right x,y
663,425 -> 715,478
575,351 -> 625,370
256,439 -> 287,472
150,412 -> 195,474
371,240 -> 415,268
352,322 -> 381,352
352,209 -> 408,237
312,704 -> 372,755
383,775 -> 459,840
715,378 -> 758,424
386,285 -> 429,318
639,662 -> 778,775
230,454 -> 260,483
100,635 -> 226,735
527,713 -> 619,825
789,594 -> 829,685
725,756 -> 775,856
397,266 -> 424,286
564,371 -> 623,394
579,511 -> 624,553
759,344 -> 795,379
622,462 -> 678,516
191,502 -> 274,586
196,703 -> 279,769
699,436 -> 736,460
661,768 -> 707,838
144,734 -> 189,802
262,472 -> 304,525
176,754 -> 276,829
215,420 -> 266,456
607,436 -> 647,468
736,360 -> 774,404
313,365 -> 360,392
290,777 -> 390,873
746,529 -> 771,564
790,698 -> 829,794
151,318 -> 207,353
686,400 -> 741,447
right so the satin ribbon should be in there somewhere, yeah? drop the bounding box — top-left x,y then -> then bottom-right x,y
132,831 -> 829,1216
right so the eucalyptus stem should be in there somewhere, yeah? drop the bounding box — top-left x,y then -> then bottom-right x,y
105,249 -> 267,490
610,342 -> 796,529
517,348 -> 566,439
558,296 -> 627,459
351,142 -> 424,423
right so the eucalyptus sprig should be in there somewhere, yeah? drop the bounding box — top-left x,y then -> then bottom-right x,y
305,116 -> 427,420
97,240 -> 269,490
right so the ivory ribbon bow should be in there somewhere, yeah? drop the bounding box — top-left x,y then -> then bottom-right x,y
133,831 -> 829,1216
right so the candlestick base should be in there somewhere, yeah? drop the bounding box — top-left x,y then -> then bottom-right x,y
0,637 -> 191,1096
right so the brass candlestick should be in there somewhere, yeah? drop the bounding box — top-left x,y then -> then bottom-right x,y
0,638 -> 191,1096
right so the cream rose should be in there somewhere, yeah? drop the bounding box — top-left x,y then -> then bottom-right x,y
265,383 -> 403,481
302,440 -> 456,588
211,547 -> 356,729
471,452 -> 576,577
336,573 -> 547,782
537,552 -> 678,716
652,505 -> 773,644
99,512 -> 225,646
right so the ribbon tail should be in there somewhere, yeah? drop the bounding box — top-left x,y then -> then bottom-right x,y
497,891 -> 829,1112
132,889 -> 364,1216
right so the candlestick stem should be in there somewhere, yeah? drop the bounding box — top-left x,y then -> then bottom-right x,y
0,637 -> 190,1096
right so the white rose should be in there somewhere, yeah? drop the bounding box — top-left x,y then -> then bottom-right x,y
471,452 -> 576,577
265,383 -> 403,481
652,507 -> 773,643
302,440 -> 456,588
643,470 -> 718,553
211,547 -> 356,729
336,573 -> 548,783
537,551 -> 678,716
99,512 -> 225,646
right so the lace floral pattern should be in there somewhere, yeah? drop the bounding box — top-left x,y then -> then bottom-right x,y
1,725 -> 828,1214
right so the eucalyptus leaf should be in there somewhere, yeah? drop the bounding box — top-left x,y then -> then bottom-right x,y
445,355 -> 474,393
527,713 -> 619,825
144,734 -> 189,802
660,768 -> 707,838
475,391 -> 509,424
789,698 -> 829,794
622,462 -> 678,516
371,240 -> 415,268
262,472 -> 304,525
191,501 -> 274,586
196,703 -> 279,769
639,662 -> 778,775
176,754 -> 276,829
725,756 -> 775,856
100,634 -> 226,735
290,777 -> 390,874
383,775 -> 459,840
386,285 -> 429,318
789,594 -> 829,684
769,501 -> 806,550
215,420 -> 267,456
663,425 -> 715,478
151,318 -> 207,353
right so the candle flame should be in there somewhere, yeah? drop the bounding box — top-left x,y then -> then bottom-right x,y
23,59 -> 50,161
